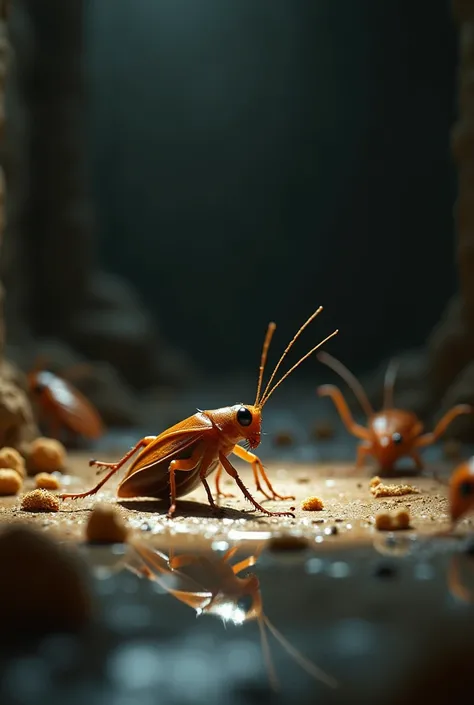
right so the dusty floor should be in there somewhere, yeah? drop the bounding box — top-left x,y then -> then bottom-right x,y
1,450 -> 468,544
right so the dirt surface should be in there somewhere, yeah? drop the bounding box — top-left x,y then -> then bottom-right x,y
0,450 -> 466,544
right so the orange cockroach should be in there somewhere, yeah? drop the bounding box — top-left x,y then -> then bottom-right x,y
126,536 -> 338,691
59,306 -> 338,518
316,352 -> 473,473
28,358 -> 104,442
447,457 -> 474,525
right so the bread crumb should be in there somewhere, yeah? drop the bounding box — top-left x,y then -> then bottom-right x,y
27,438 -> 66,474
369,475 -> 382,488
35,472 -> 60,490
21,489 -> 60,512
0,469 -> 22,496
370,482 -> 419,498
375,509 -> 411,531
301,495 -> 324,511
375,513 -> 393,531
395,510 -> 410,529
86,503 -> 129,544
0,447 -> 25,477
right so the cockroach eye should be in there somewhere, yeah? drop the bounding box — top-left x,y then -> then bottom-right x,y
237,594 -> 254,613
237,407 -> 253,427
459,481 -> 473,497
392,432 -> 403,444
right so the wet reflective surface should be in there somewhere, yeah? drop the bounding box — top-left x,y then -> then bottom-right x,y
1,529 -> 474,704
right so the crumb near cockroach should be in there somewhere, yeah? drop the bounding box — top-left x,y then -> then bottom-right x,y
297,477 -> 310,484
273,431 -> 294,447
26,437 -> 66,474
85,503 -> 129,544
375,509 -> 411,531
35,472 -> 60,490
369,475 -> 382,488
0,447 -> 25,477
21,489 -> 60,512
0,468 -> 22,496
395,510 -> 411,530
375,513 -> 393,531
301,495 -> 324,511
370,482 -> 419,498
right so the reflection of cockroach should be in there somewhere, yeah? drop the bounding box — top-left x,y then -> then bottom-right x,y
126,536 -> 338,692
316,352 -> 472,473
28,358 -> 104,442
60,306 -> 338,518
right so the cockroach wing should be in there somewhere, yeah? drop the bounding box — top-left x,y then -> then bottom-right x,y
117,413 -> 215,499
37,372 -> 104,438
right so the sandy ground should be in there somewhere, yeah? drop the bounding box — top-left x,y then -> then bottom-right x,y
0,450 -> 466,544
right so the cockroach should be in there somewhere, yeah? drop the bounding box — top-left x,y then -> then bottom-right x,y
447,457 -> 474,524
316,352 -> 473,473
126,535 -> 338,691
28,359 -> 104,442
59,306 -> 338,518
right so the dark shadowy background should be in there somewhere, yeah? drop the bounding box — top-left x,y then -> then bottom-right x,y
84,0 -> 458,378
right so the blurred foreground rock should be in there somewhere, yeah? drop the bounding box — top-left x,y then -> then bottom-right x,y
0,524 -> 93,633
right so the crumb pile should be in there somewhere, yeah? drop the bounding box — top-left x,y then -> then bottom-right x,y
370,476 -> 420,498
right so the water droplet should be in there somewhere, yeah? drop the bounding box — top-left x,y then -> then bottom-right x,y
327,561 -> 350,578
306,557 -> 324,574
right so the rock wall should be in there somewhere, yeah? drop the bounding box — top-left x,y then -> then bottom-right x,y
0,0 -> 194,433
0,0 -> 38,451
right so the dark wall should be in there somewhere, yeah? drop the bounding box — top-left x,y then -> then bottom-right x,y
84,0 -> 457,376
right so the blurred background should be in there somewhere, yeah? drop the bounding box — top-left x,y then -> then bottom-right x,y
86,0 -> 457,375
0,0 -> 468,440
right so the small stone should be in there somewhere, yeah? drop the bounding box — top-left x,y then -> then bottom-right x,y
27,437 -> 66,474
0,468 -> 22,496
35,472 -> 60,490
85,503 -> 129,544
0,447 -> 25,477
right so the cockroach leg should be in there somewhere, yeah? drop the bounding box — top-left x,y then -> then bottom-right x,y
167,447 -> 205,519
231,554 -> 259,575
219,452 -> 295,517
416,405 -> 474,447
60,436 -> 157,501
232,444 -> 294,500
410,450 -> 423,471
214,463 -> 235,499
318,385 -> 371,440
355,443 -> 371,469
